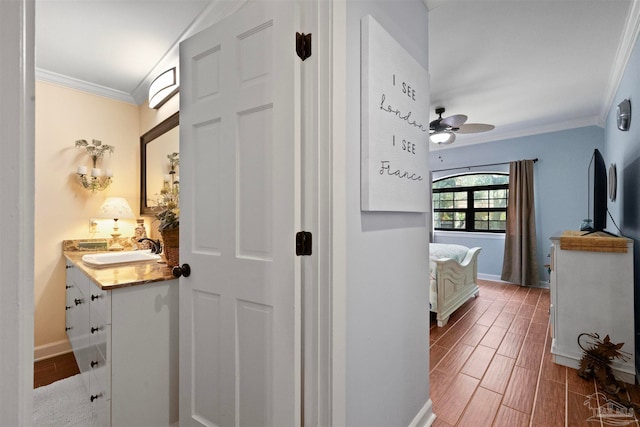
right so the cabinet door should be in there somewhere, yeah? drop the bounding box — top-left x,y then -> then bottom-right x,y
111,280 -> 178,427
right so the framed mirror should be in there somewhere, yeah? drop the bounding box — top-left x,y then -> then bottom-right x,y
140,111 -> 179,215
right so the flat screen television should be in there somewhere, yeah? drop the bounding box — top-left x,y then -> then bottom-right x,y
584,148 -> 611,235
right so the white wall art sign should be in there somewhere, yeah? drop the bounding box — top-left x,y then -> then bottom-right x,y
361,15 -> 430,212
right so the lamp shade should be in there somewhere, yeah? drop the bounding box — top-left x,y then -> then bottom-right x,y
148,67 -> 179,109
97,197 -> 135,220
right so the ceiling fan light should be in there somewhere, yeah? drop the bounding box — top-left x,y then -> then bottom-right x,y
430,131 -> 455,145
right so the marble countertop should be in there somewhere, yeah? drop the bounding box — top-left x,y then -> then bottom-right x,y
64,251 -> 176,290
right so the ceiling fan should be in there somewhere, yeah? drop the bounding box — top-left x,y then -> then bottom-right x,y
429,107 -> 495,145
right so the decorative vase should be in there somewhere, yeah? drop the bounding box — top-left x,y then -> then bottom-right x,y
160,227 -> 179,267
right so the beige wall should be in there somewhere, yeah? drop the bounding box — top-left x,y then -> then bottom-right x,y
140,95 -> 179,133
34,81 -> 180,359
34,81 -> 141,358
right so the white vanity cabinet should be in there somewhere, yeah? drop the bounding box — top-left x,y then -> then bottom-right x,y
549,233 -> 635,383
65,260 -> 178,427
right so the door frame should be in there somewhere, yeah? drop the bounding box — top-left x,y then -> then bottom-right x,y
11,0 -> 344,424
300,0 -> 339,425
2,0 -> 35,425
327,1 -> 347,425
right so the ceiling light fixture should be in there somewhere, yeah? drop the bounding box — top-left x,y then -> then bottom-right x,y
429,131 -> 456,145
148,67 -> 179,109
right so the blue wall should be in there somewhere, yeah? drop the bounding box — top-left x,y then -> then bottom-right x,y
430,126 -> 604,283
604,29 -> 640,381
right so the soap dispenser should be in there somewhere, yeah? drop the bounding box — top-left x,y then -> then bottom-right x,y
134,218 -> 151,250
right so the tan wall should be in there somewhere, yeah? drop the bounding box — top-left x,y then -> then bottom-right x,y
34,81 -> 142,358
34,82 -> 180,359
140,95 -> 179,134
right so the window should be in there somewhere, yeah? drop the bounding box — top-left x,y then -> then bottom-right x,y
433,173 -> 509,232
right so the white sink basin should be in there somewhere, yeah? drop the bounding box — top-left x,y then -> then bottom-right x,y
82,250 -> 161,268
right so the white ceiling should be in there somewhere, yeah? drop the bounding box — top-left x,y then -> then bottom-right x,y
427,0 -> 638,147
35,0 -> 236,105
36,1 -> 639,147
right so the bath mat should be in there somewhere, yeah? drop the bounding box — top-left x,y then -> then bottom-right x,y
33,373 -> 97,427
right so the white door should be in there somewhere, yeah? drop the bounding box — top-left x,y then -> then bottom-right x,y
179,1 -> 302,426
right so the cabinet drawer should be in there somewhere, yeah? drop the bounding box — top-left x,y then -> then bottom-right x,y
90,312 -> 110,362
67,287 -> 90,353
89,281 -> 111,324
72,347 -> 94,396
89,368 -> 111,426
65,285 -> 82,338
68,264 -> 90,299
88,346 -> 110,400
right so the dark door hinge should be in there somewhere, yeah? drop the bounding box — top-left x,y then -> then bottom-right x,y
296,231 -> 312,256
296,32 -> 312,61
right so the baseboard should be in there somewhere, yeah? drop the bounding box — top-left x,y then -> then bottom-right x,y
478,273 -> 549,289
477,273 -> 505,282
34,339 -> 72,362
408,399 -> 436,427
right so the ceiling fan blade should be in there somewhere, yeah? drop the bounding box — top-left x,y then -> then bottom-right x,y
456,123 -> 495,134
441,114 -> 467,128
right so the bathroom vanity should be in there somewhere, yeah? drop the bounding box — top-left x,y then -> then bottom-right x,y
64,248 -> 178,427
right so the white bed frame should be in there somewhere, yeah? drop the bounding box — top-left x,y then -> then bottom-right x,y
432,247 -> 482,327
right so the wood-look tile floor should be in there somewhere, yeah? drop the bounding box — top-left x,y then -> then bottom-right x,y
430,279 -> 640,427
33,352 -> 80,389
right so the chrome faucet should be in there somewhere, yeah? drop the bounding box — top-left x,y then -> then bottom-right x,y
138,238 -> 162,254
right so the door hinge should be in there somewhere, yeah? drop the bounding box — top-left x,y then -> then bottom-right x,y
296,32 -> 312,61
296,231 -> 312,256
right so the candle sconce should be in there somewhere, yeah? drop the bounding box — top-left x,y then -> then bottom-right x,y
75,139 -> 114,192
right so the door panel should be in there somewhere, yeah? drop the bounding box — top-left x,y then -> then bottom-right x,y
179,2 -> 300,426
238,105 -> 273,259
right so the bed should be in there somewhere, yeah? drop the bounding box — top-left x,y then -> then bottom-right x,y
429,243 -> 482,327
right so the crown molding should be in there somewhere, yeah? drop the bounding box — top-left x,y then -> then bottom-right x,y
36,0 -> 248,106
35,68 -> 136,104
130,0 -> 248,105
600,0 -> 640,121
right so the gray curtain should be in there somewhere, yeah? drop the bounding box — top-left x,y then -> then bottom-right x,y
501,160 -> 539,286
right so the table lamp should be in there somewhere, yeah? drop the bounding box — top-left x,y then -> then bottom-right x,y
97,197 -> 135,251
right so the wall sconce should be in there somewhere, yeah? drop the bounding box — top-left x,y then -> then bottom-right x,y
148,67 -> 179,109
617,99 -> 631,131
97,197 -> 135,251
75,139 -> 114,192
